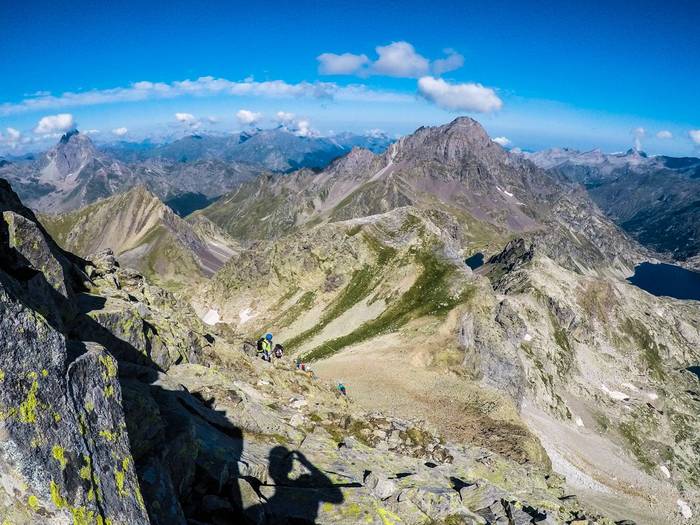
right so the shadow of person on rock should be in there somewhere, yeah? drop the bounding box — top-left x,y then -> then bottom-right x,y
247,446 -> 344,525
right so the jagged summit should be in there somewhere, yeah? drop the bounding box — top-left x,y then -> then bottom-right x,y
44,128 -> 99,178
625,147 -> 648,158
398,116 -> 499,164
58,128 -> 80,144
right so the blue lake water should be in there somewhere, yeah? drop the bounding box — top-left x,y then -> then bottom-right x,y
627,262 -> 700,301
465,252 -> 485,270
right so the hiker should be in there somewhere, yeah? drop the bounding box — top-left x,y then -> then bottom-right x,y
273,343 -> 284,359
337,383 -> 347,396
257,333 -> 273,362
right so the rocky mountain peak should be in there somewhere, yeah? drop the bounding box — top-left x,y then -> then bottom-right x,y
397,116 -> 504,165
625,147 -> 648,158
58,128 -> 80,144
44,128 -> 99,177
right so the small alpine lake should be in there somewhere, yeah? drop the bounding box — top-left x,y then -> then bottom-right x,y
627,262 -> 700,301
465,252 -> 485,270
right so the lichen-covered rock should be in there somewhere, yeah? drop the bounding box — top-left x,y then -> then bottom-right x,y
1,178 -> 150,524
0,288 -> 147,524
77,250 -> 210,370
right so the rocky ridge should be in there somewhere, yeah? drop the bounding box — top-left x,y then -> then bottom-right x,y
39,185 -> 238,288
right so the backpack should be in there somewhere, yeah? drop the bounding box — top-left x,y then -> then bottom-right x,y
256,337 -> 265,352
274,345 -> 283,358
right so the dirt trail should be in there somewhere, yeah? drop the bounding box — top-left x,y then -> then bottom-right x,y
312,333 -> 543,465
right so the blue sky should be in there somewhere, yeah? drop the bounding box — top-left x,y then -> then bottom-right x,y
1,0 -> 699,155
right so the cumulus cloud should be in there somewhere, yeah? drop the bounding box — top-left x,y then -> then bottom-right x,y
34,113 -> 75,134
0,127 -> 22,148
175,112 -> 197,123
492,136 -> 511,147
236,109 -> 262,126
690,130 -> 700,145
207,116 -> 220,123
317,42 -> 466,79
275,111 -> 295,125
417,76 -> 502,113
174,112 -> 202,130
432,49 -> 465,75
317,52 -> 369,75
372,41 -> 430,77
294,119 -> 317,137
275,112 -> 317,137
112,127 -> 128,136
656,130 -> 672,139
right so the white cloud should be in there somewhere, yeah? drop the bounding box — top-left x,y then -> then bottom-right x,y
632,127 -> 646,150
174,112 -> 202,130
372,41 -> 430,78
493,136 -> 511,147
365,128 -> 386,138
318,42 -> 465,79
0,127 -> 22,148
275,113 -> 317,137
317,52 -> 369,75
656,130 -> 672,139
295,119 -> 317,137
207,116 -> 220,123
432,49 -> 465,75
112,127 -> 128,136
175,112 -> 197,123
6,127 -> 21,141
236,109 -> 262,126
34,113 -> 75,134
690,130 -> 700,145
417,76 -> 502,113
275,111 -> 295,124
0,76 -> 352,116
0,76 -> 412,117
83,129 -> 100,135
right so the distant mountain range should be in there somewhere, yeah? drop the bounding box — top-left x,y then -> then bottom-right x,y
525,148 -> 700,264
0,127 -> 393,214
104,127 -> 393,170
